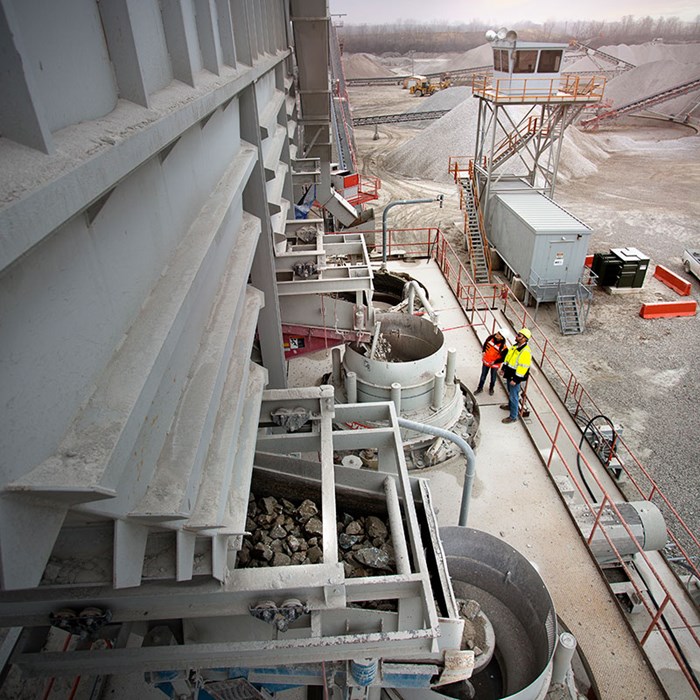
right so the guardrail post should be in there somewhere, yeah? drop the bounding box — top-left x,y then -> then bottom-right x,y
547,423 -> 561,471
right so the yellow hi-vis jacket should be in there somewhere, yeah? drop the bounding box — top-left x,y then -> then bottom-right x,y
503,343 -> 532,383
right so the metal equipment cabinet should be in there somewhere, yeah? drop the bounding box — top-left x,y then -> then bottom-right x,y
611,247 -> 650,288
489,189 -> 591,302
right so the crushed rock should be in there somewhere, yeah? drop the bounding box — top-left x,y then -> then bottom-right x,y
342,52 -> 399,79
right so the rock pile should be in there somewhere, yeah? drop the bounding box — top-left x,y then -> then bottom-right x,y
342,53 -> 398,79
238,494 -> 396,578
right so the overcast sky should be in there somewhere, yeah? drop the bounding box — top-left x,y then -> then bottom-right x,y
328,0 -> 699,25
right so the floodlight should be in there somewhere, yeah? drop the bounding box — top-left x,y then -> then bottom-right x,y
485,29 -> 497,42
505,29 -> 518,42
496,27 -> 507,40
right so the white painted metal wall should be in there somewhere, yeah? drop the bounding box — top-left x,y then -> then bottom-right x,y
0,0 -> 291,591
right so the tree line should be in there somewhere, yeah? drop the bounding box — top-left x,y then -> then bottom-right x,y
337,16 -> 700,55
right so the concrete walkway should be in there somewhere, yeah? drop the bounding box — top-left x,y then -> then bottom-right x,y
384,258 -> 667,699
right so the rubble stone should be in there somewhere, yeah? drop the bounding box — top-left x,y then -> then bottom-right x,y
273,552 -> 291,567
261,496 -> 279,515
297,499 -> 318,522
366,516 -> 388,540
239,493 -> 395,577
346,520 -> 364,535
354,546 -> 391,570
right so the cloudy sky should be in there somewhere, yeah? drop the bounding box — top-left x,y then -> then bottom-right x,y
328,0 -> 699,25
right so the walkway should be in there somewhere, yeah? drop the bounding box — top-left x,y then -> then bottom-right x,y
386,257 -> 667,699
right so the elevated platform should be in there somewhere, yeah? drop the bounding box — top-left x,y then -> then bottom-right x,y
287,256 -> 693,699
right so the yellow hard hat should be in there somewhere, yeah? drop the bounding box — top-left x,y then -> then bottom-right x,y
518,328 -> 532,339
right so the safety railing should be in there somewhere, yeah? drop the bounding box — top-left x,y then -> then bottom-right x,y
345,174 -> 381,206
471,73 -> 607,103
372,225 -> 699,696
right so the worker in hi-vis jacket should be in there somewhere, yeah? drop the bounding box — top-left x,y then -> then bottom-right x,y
500,328 -> 532,424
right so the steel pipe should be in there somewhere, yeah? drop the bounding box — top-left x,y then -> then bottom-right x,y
383,477 -> 410,574
390,382 -> 402,414
404,280 -> 439,325
397,417 -> 476,527
551,632 -> 577,685
445,348 -> 457,383
432,370 -> 445,410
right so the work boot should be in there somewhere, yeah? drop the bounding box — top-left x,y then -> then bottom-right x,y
499,404 -> 509,410
502,417 -> 516,424
474,387 -> 483,394
489,388 -> 495,396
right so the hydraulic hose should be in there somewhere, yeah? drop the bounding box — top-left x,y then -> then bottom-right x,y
577,414 -> 617,503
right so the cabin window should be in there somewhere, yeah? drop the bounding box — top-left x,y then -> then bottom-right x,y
537,50 -> 562,73
493,49 -> 508,72
513,50 -> 538,73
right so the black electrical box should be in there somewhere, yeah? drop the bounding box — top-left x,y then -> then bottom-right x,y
592,252 -> 621,286
610,247 -> 650,288
592,247 -> 649,288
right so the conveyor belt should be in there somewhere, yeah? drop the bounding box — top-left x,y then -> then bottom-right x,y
581,77 -> 700,128
346,65 -> 493,86
353,110 -> 451,126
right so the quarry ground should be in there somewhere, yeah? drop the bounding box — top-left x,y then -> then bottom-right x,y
347,82 -> 700,547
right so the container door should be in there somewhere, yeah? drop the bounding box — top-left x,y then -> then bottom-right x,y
547,239 -> 573,282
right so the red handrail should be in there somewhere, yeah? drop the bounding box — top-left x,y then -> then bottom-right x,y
364,225 -> 699,696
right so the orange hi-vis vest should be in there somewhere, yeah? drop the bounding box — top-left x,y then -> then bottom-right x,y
483,338 -> 505,367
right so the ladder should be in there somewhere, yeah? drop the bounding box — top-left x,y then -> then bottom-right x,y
459,177 -> 490,283
557,293 -> 583,334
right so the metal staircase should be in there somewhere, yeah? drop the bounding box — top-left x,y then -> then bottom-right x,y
490,126 -> 537,170
557,293 -> 583,335
459,176 -> 490,283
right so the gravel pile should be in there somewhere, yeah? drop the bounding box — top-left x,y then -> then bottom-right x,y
384,100 -> 533,183
567,42 -> 700,72
238,493 -> 396,578
567,42 -> 700,118
342,53 -> 398,79
604,60 -> 700,115
384,99 -> 481,182
558,127 -> 610,182
404,86 -> 472,113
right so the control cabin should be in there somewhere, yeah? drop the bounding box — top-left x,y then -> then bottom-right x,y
490,39 -> 568,95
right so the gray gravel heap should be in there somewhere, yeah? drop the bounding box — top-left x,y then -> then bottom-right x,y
238,493 -> 396,577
